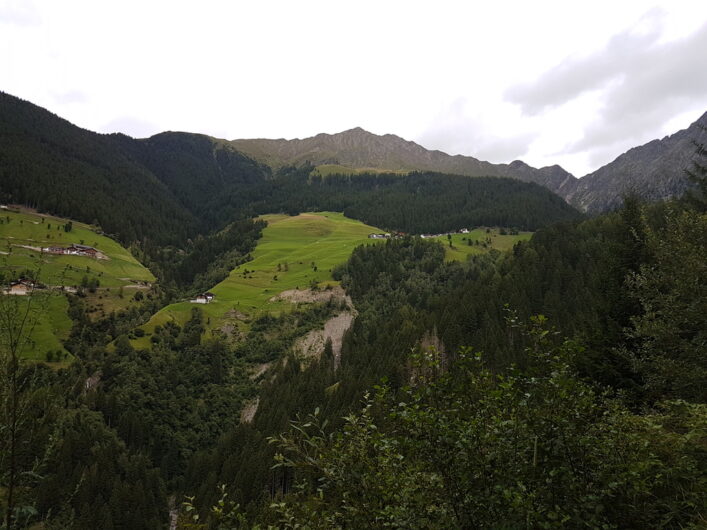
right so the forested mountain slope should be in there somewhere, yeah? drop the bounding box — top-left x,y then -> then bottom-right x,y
244,166 -> 582,232
110,132 -> 271,229
0,92 -> 274,246
0,92 -> 198,245
185,194 -> 706,527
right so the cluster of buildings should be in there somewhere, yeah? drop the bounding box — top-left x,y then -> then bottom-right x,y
3,279 -> 80,296
369,229 -> 472,240
42,243 -> 98,257
420,228 -> 470,239
367,231 -> 409,240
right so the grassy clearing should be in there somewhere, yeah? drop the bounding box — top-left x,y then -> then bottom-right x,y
0,208 -> 154,287
0,209 -> 153,284
312,164 -> 409,178
430,228 -> 532,262
133,212 -> 383,349
1,208 -> 155,360
0,291 -> 73,362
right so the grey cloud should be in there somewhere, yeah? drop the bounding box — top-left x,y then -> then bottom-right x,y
568,26 -> 707,153
505,28 -> 661,114
418,99 -> 536,163
505,15 -> 707,165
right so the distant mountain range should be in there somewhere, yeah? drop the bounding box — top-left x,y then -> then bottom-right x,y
232,114 -> 707,213
0,92 -> 577,245
1,89 -> 705,237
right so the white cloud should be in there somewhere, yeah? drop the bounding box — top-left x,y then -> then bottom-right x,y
0,0 -> 41,26
103,116 -> 159,139
506,15 -> 707,162
52,89 -> 88,105
1,0 -> 706,177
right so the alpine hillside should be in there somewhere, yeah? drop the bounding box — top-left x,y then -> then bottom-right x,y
232,127 -> 576,194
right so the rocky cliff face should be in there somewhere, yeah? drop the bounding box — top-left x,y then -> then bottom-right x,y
561,112 -> 707,212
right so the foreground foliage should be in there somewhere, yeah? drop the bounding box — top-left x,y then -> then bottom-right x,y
269,324 -> 707,529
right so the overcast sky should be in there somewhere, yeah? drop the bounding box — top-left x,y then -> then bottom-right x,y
2,0 -> 706,177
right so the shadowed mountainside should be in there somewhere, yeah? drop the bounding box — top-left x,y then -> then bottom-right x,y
0,91 -> 270,243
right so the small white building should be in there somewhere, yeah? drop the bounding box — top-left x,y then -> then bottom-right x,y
6,279 -> 35,296
190,292 -> 215,304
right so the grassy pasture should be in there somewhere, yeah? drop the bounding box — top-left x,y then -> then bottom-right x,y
1,292 -> 73,361
0,209 -> 154,287
133,213 -> 534,350
133,212 -> 383,349
0,208 -> 155,360
432,228 -> 533,261
312,164 -> 409,178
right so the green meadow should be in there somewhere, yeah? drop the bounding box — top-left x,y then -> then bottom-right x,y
1,208 -> 155,361
6,292 -> 74,362
311,164 -> 409,178
133,212 -> 383,348
0,209 -> 154,287
433,228 -> 533,261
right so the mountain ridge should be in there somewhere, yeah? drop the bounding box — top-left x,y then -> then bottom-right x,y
0,91 -> 577,248
231,113 -> 706,212
562,111 -> 707,212
2,89 -> 705,218
231,127 -> 576,193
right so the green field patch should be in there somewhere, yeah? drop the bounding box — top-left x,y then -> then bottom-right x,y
312,164 -> 409,178
425,228 -> 533,262
133,212 -> 383,349
0,291 -> 73,361
1,208 -> 155,360
0,209 -> 153,287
